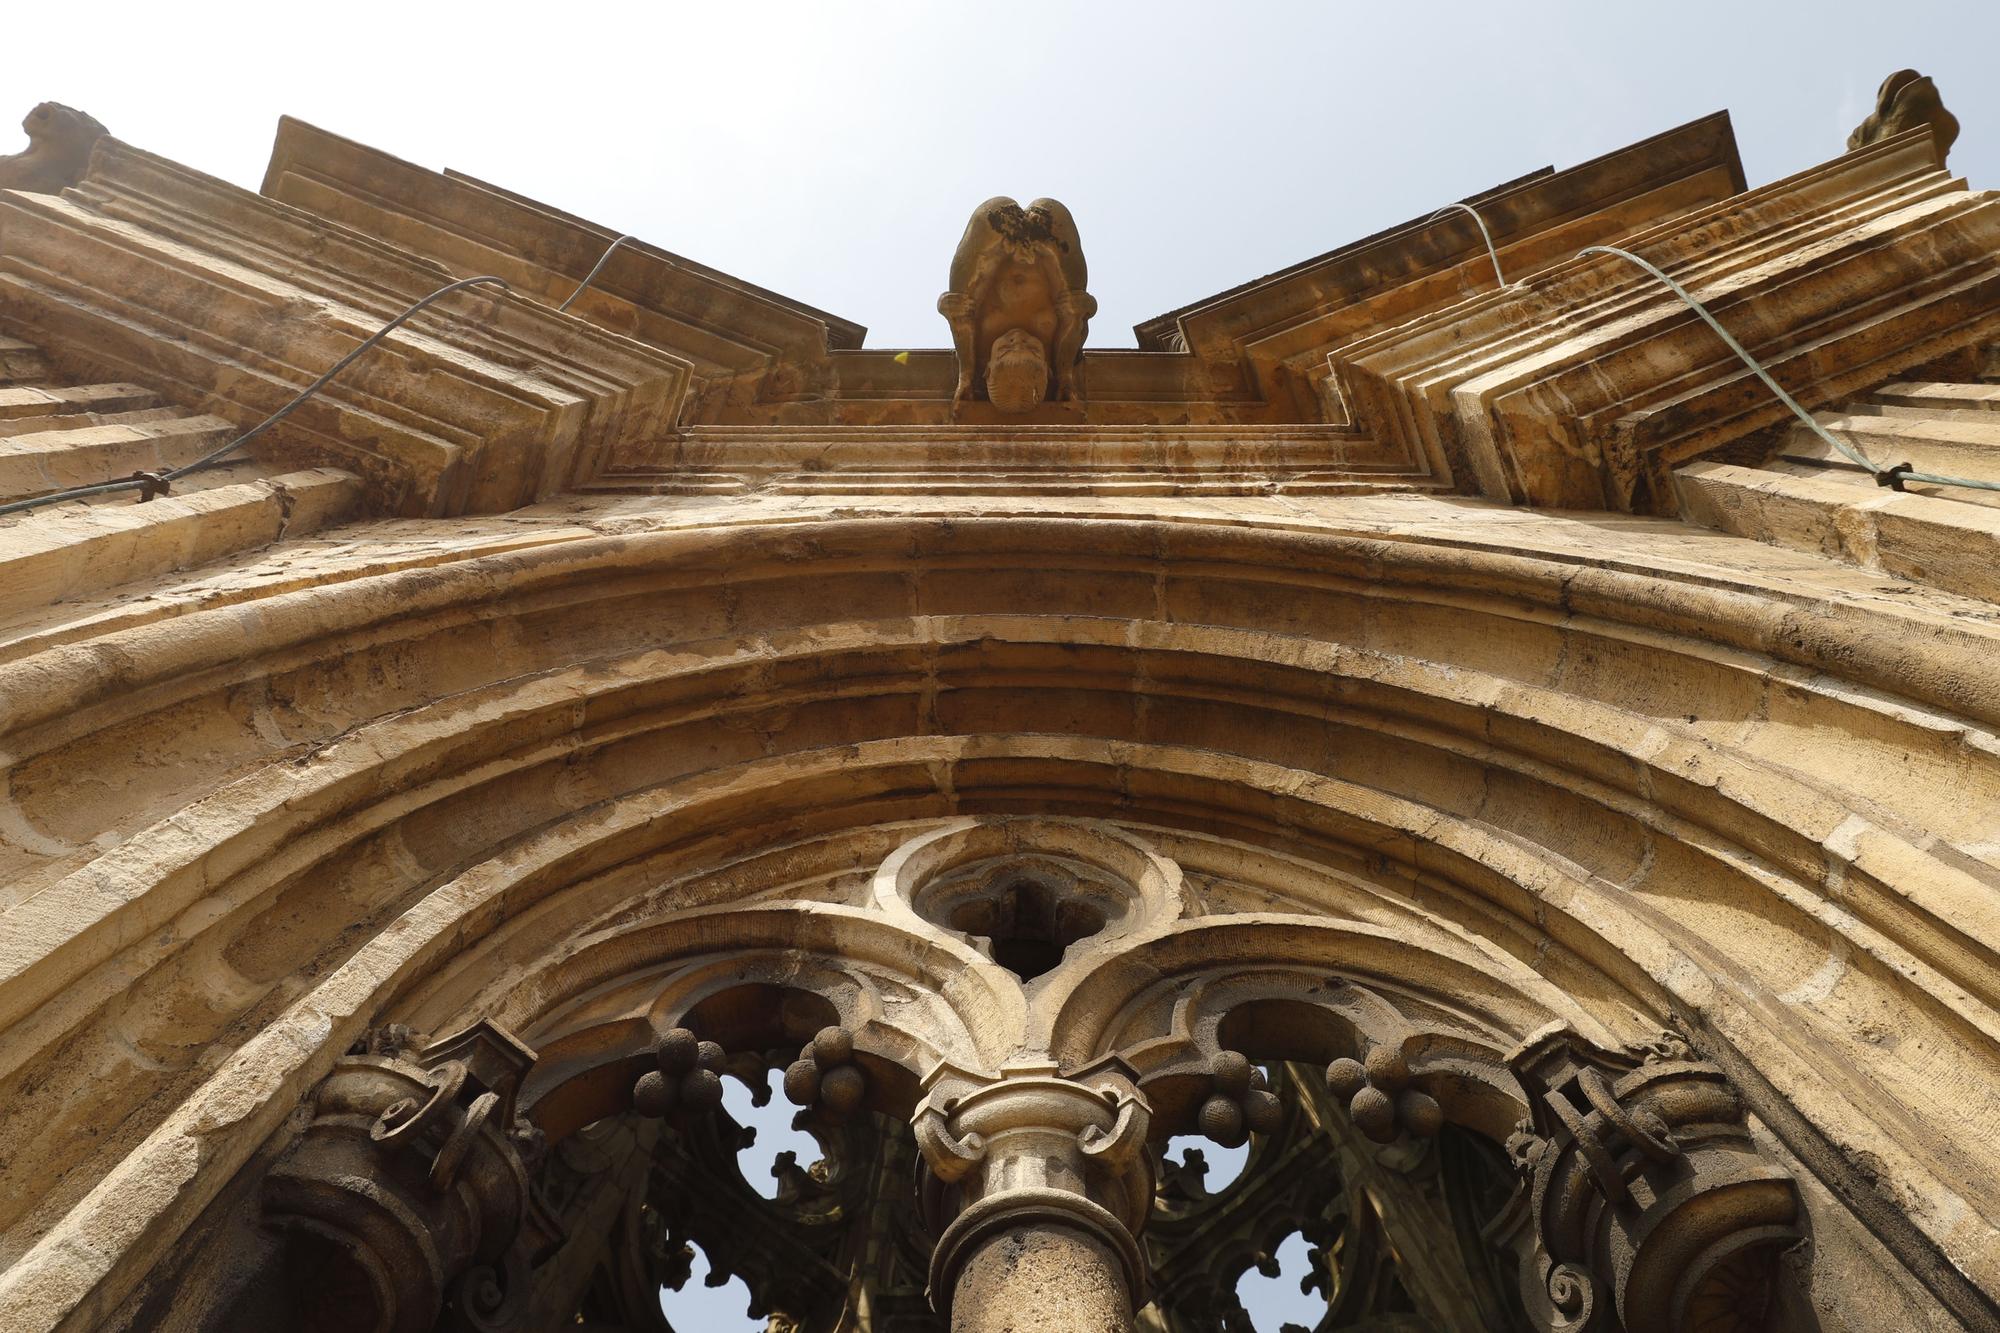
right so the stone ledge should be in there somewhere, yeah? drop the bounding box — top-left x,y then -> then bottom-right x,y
1676,458 -> 2000,602
594,422 -> 1421,496
0,467 -> 359,620
1335,130 -> 2000,511
0,138 -> 691,516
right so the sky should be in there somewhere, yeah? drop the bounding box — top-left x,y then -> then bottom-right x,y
10,1 -> 1999,350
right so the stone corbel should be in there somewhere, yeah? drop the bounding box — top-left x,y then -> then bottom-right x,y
262,1019 -> 562,1333
913,1057 -> 1155,1331
1492,1025 -> 1803,1333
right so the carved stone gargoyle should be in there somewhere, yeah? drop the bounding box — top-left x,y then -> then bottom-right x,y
1491,1027 -> 1803,1333
1847,70 -> 1960,162
0,103 -> 108,193
938,196 -> 1095,414
262,1019 -> 562,1333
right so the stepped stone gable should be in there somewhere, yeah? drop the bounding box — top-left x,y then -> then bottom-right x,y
0,72 -> 1997,1333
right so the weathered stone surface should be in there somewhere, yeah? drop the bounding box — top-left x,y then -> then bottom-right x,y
1849,70 -> 1961,162
939,197 -> 1095,417
950,1226 -> 1131,1333
0,138 -> 690,516
0,105 -> 106,194
1336,129 -> 2000,510
0,92 -> 1998,1333
1135,113 -> 1747,417
261,117 -> 864,426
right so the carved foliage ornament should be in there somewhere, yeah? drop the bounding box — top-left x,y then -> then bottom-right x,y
1148,1062 -> 1437,1332
1494,1026 -> 1802,1333
263,1020 -> 561,1333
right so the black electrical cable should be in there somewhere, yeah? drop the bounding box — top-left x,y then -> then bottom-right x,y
0,274 -> 509,519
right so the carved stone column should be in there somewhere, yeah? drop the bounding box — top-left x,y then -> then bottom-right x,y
914,1058 -> 1153,1332
1494,1027 -> 1803,1333
262,1020 -> 560,1333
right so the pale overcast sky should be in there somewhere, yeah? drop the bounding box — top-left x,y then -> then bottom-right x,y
9,1 -> 1996,348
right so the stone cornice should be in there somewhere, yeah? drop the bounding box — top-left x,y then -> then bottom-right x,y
1130,112 -> 1747,419
262,116 -> 864,420
1133,114 -> 1745,349
1333,129 -> 2000,511
0,136 -> 691,515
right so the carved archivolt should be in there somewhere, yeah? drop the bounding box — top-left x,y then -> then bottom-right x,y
241,816 -> 1812,1330
1,514 -> 1992,1329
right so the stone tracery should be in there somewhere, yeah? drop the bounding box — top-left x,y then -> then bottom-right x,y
224,817 -> 1818,1331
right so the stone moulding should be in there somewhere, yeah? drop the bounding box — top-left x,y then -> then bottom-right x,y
0,138 -> 691,515
1133,112 -> 1747,416
586,421 -> 1424,496
260,116 -> 863,422
1332,128 -> 2000,512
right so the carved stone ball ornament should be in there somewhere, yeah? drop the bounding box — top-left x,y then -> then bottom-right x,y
783,1025 -> 870,1118
631,1025 -> 727,1118
938,196 -> 1096,414
1324,1042 -> 1444,1145
1197,1050 -> 1284,1149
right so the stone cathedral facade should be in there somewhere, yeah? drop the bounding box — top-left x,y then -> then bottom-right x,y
0,71 -> 1995,1333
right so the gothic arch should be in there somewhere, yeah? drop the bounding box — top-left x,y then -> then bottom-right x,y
1,508 -> 1994,1329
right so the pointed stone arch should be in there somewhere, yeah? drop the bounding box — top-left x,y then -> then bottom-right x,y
0,509 -> 1993,1331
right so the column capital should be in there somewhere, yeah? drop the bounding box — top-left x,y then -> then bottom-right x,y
913,1057 -> 1153,1321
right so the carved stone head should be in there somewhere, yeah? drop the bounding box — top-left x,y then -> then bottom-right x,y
22,102 -> 101,146
985,327 -> 1050,414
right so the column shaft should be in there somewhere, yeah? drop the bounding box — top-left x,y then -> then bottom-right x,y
950,1223 -> 1133,1333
